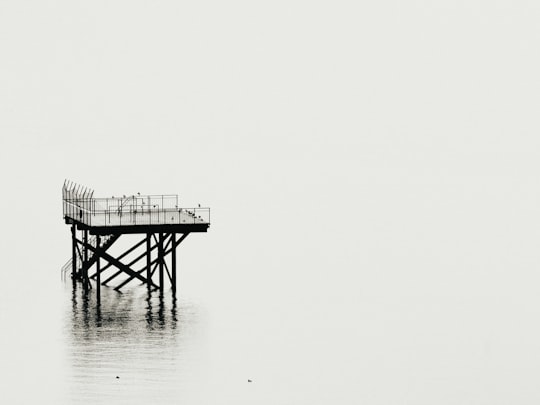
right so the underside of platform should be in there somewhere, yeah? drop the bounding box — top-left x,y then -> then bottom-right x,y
66,218 -> 210,235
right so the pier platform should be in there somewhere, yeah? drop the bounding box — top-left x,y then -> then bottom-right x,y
62,181 -> 210,297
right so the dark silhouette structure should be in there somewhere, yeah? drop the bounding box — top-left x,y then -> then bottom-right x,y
61,180 -> 210,299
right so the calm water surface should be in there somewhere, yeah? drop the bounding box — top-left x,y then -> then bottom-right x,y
63,284 -> 206,404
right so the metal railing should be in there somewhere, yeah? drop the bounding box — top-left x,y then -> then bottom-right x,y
63,181 -> 210,227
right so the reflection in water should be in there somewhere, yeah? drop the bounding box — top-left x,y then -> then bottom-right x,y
64,284 -> 202,404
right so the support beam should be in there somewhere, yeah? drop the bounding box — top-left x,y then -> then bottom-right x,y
101,238 -> 160,285
83,230 -> 88,263
164,260 -> 172,284
174,233 -> 190,251
83,230 -> 89,290
113,233 -> 190,291
71,225 -> 77,281
146,233 -> 151,290
117,249 -> 166,290
96,235 -> 101,302
159,233 -> 164,295
82,234 -> 120,278
117,260 -> 159,291
150,260 -> 159,277
77,238 -> 159,289
164,234 -> 173,252
76,244 -> 83,266
171,232 -> 177,296
152,233 -> 173,255
93,236 -> 145,276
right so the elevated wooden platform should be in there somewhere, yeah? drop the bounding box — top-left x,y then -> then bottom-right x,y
62,180 -> 210,299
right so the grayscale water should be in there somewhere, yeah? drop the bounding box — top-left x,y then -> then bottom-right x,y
3,0 -> 540,403
64,286 -> 203,404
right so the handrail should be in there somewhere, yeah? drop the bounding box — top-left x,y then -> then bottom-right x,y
63,181 -> 210,227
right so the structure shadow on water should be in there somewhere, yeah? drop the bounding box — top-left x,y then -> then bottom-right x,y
63,284 -> 203,404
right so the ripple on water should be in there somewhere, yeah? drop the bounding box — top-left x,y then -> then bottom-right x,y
63,284 -> 205,404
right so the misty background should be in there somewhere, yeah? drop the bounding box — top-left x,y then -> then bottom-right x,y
1,1 -> 540,403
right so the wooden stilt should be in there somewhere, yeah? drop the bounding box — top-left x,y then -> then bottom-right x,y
96,235 -> 101,302
159,233 -> 164,295
71,224 -> 77,282
147,233 -> 152,290
83,230 -> 88,290
171,233 -> 176,296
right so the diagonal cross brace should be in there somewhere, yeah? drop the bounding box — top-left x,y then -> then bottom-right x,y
100,237 -> 161,285
114,233 -> 173,291
114,233 -> 189,291
76,238 -> 160,290
99,237 -> 146,273
83,235 -> 120,275
89,236 -> 146,280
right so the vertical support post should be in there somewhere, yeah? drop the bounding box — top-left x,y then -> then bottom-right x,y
171,233 -> 177,297
71,224 -> 77,282
146,233 -> 152,290
83,229 -> 89,290
96,235 -> 101,302
159,233 -> 164,295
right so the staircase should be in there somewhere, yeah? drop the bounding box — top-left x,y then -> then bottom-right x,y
61,234 -> 118,279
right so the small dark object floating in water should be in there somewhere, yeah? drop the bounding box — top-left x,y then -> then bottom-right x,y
248,379 -> 252,383
116,376 -> 120,379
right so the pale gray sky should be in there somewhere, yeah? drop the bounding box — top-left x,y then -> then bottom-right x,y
1,1 -> 540,403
